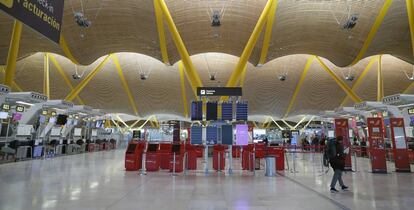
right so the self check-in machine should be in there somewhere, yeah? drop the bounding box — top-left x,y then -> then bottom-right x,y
0,91 -> 48,160
334,119 -> 352,171
389,118 -> 411,172
366,117 -> 387,173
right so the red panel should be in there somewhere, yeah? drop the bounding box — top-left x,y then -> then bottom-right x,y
145,153 -> 160,171
367,118 -> 387,173
169,154 -> 184,172
389,118 -> 411,172
213,145 -> 226,170
334,119 -> 352,171
255,143 -> 266,158
125,141 -> 145,171
267,147 -> 285,171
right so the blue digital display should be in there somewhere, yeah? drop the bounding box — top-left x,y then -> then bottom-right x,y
191,101 -> 203,121
206,126 -> 218,145
190,126 -> 203,145
221,102 -> 233,121
221,125 -> 233,145
236,102 -> 248,121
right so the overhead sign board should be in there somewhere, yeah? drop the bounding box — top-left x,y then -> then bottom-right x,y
0,0 -> 64,44
197,87 -> 242,96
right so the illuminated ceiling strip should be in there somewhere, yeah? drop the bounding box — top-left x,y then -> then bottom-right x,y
116,115 -> 131,130
150,120 -> 156,128
406,0 -> 414,56
281,119 -> 293,130
59,35 -> 79,65
111,119 -> 121,129
252,121 -> 259,128
179,61 -> 189,118
0,66 -> 22,91
261,117 -> 270,128
112,54 -> 139,116
130,119 -> 141,129
65,55 -> 111,101
49,54 -> 85,105
283,56 -> 314,118
349,0 -> 393,66
43,53 -> 50,98
157,0 -> 203,90
293,116 -> 307,130
4,20 -> 22,87
154,0 -> 170,64
258,0 -> 278,65
224,0 -> 274,88
377,55 -> 384,101
339,56 -> 378,106
302,116 -> 315,130
316,56 -> 362,103
270,116 -> 284,130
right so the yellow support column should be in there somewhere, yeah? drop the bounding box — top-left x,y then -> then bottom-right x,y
350,0 -> 393,65
258,0 -> 278,65
4,20 -> 22,86
283,56 -> 314,118
112,54 -> 139,116
316,56 -> 362,103
49,54 -> 85,104
154,0 -> 169,64
178,61 -> 189,118
43,53 -> 50,98
406,0 -> 414,56
0,66 -> 23,91
65,55 -> 111,101
157,0 -> 203,89
225,0 -> 274,88
340,56 -> 378,106
377,55 -> 384,101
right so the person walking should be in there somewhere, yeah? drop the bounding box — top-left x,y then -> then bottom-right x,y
328,136 -> 349,193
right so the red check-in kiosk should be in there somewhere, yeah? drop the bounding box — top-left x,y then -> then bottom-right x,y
169,144 -> 184,172
334,119 -> 352,171
242,144 -> 254,170
389,118 -> 411,172
146,144 -> 160,171
213,145 -> 226,171
186,144 -> 198,170
367,117 -> 387,173
159,143 -> 172,169
232,146 -> 241,158
267,147 -> 285,171
125,140 -> 146,171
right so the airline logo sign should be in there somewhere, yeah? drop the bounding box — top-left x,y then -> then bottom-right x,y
0,0 -> 64,44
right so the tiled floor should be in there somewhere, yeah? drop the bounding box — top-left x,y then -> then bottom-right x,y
0,149 -> 413,210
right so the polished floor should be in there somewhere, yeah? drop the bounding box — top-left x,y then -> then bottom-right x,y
0,149 -> 413,210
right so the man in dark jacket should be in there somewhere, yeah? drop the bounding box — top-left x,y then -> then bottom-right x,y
329,136 -> 349,192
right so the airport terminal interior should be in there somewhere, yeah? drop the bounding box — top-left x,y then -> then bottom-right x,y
1,0 -> 414,209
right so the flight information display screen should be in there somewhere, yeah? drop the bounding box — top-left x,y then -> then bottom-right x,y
206,101 -> 218,121
236,102 -> 248,121
191,101 -> 203,121
221,124 -> 233,145
221,102 -> 233,121
190,126 -> 203,145
206,126 -> 218,145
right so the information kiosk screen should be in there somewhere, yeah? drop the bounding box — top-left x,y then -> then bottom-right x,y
126,144 -> 137,154
236,102 -> 248,121
147,144 -> 158,152
56,114 -> 68,125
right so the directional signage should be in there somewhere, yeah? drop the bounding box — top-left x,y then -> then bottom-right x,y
0,0 -> 65,44
197,87 -> 242,96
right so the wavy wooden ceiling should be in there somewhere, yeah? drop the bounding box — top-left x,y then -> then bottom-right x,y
0,53 -> 413,122
0,0 -> 413,121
